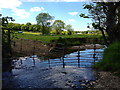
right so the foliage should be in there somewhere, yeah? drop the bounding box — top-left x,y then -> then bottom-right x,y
52,20 -> 65,35
2,16 -> 16,58
93,42 -> 120,76
65,24 -> 74,35
80,2 -> 120,45
36,13 -> 54,35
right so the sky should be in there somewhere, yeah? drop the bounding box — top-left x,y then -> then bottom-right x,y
0,0 -> 94,31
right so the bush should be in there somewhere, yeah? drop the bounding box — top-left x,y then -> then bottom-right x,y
93,42 -> 120,74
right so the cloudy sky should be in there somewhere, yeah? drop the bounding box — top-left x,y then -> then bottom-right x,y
0,0 -> 93,31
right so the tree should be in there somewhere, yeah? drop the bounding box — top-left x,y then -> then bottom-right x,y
80,2 -> 120,45
26,22 -> 32,26
104,2 -> 120,43
36,13 -> 54,35
52,20 -> 65,35
80,3 -> 108,45
29,24 -> 42,32
21,24 -> 27,31
26,22 -> 32,31
65,24 -> 74,35
2,16 -> 15,57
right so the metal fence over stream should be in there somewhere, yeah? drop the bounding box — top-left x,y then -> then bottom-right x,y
11,38 -> 104,68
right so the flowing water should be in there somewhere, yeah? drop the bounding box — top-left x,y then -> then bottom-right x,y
2,48 -> 104,88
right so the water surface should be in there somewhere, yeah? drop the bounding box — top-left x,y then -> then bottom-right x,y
2,48 -> 104,88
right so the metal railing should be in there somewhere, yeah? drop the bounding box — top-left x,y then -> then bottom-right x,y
11,38 -> 104,68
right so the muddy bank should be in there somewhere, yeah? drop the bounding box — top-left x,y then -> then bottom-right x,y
11,39 -> 51,57
92,71 -> 120,88
12,39 -> 105,58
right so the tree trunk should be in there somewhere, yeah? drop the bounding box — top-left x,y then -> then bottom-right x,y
106,2 -> 119,43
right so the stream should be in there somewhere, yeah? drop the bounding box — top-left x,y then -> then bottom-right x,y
2,48 -> 104,88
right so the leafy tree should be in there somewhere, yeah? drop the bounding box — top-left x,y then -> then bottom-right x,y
26,22 -> 32,26
29,24 -> 42,32
34,24 -> 42,32
52,20 -> 65,35
80,2 -> 120,45
2,16 -> 15,57
65,24 -> 74,35
6,23 -> 21,31
21,24 -> 28,31
36,13 -> 54,35
50,29 -> 56,35
26,22 -> 32,31
13,23 -> 22,31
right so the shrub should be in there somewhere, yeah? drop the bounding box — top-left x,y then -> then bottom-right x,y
93,42 -> 120,74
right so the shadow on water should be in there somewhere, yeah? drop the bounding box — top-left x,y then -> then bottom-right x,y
2,45 -> 105,88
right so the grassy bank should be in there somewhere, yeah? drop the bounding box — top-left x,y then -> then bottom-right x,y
93,42 -> 120,76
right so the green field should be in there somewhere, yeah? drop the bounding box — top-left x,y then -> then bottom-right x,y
16,32 -> 103,43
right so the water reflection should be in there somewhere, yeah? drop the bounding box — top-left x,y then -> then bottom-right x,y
9,48 -> 104,70
2,48 -> 104,88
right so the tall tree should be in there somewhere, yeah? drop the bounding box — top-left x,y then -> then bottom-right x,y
65,24 -> 74,35
36,13 -> 54,35
80,2 -> 120,45
52,20 -> 65,35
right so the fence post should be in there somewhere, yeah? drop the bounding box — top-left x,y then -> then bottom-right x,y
93,44 -> 96,64
78,45 -> 80,68
20,59 -> 22,64
48,58 -> 51,68
62,44 -> 65,68
62,56 -> 65,68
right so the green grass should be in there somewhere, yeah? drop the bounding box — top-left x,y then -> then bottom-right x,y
23,31 -> 41,35
93,42 -> 120,76
16,32 -> 103,43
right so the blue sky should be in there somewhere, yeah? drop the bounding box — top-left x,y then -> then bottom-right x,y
0,0 -> 93,31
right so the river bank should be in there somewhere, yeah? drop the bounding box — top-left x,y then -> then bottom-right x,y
92,71 -> 120,88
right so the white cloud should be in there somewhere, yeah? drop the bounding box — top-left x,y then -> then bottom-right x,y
20,0 -> 87,2
62,0 -> 86,2
0,0 -> 30,19
12,8 -> 30,19
30,7 -> 44,12
68,12 -> 78,15
68,19 -> 75,22
0,0 -> 22,10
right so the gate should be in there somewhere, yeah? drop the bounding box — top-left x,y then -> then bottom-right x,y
47,44 -> 104,68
